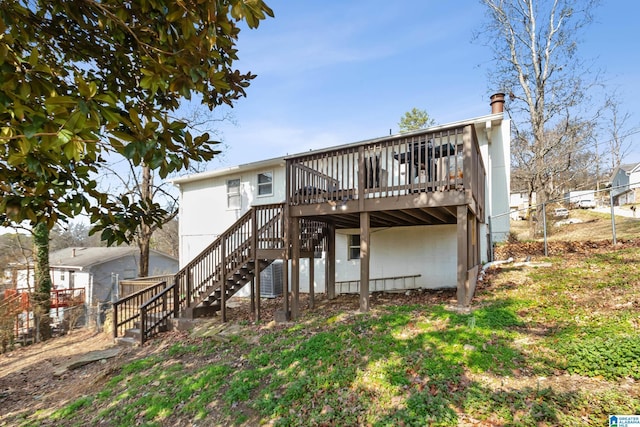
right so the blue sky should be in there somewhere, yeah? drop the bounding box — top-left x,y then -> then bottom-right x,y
200,0 -> 640,171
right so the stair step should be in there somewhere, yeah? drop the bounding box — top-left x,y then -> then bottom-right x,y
125,328 -> 141,338
183,255 -> 276,318
115,336 -> 139,347
192,305 -> 221,317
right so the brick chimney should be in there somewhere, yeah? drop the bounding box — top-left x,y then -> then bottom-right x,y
490,93 -> 505,114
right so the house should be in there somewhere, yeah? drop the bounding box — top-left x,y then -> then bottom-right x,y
169,94 -> 510,322
610,163 -> 640,205
12,246 -> 178,326
509,192 -> 535,220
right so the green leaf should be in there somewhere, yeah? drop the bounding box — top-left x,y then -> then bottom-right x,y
57,129 -> 74,144
45,96 -> 78,106
111,131 -> 137,143
166,8 -> 184,22
28,47 -> 39,67
19,82 -> 30,99
23,123 -> 38,139
63,141 -> 78,161
88,81 -> 97,98
123,142 -> 138,158
100,107 -> 122,126
140,75 -> 154,89
128,108 -> 142,129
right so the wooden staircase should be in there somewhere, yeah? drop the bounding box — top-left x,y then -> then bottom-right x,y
113,203 -> 329,344
186,258 -> 272,318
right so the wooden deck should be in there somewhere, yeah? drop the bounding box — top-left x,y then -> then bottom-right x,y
285,123 -> 486,314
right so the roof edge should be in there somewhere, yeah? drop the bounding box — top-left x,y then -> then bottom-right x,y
171,112 -> 504,185
171,157 -> 286,185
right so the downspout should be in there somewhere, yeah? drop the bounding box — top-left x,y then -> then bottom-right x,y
485,120 -> 493,262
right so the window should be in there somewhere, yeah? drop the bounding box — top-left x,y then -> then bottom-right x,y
257,172 -> 273,196
227,179 -> 241,209
348,234 -> 360,260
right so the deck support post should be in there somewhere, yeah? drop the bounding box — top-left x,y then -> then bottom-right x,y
251,211 -> 257,319
254,266 -> 261,322
291,218 -> 300,320
457,205 -> 469,306
221,235 -> 227,322
326,222 -> 336,299
359,211 -> 370,312
281,205 -> 290,321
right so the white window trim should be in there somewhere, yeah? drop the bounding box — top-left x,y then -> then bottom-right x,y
257,171 -> 274,198
348,234 -> 360,260
227,178 -> 241,210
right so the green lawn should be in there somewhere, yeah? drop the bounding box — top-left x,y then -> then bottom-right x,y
17,247 -> 640,426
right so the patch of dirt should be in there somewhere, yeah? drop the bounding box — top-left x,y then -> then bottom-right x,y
494,238 -> 640,260
0,329 -> 127,422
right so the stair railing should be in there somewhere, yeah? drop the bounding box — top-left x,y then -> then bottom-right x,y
114,202 -> 329,344
113,280 -> 168,338
139,281 -> 172,345
173,203 -> 286,316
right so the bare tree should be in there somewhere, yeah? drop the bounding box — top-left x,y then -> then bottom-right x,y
512,119 -> 596,206
603,91 -> 637,172
94,107 -> 229,276
95,159 -> 178,277
50,222 -> 102,251
152,217 -> 179,258
477,0 -> 600,234
0,232 -> 33,293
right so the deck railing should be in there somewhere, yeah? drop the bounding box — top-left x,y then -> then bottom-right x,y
287,124 -> 485,213
50,288 -> 85,308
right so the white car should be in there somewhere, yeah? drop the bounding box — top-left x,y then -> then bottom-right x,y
577,199 -> 596,209
553,208 -> 569,218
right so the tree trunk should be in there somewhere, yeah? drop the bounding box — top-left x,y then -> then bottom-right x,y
138,164 -> 152,277
33,222 -> 52,341
139,229 -> 150,277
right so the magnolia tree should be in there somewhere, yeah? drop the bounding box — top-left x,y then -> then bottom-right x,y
0,0 -> 273,340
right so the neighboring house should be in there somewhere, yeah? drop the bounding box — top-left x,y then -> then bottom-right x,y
610,163 -> 640,205
12,247 -> 178,324
509,192 -> 535,220
171,94 -> 510,316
